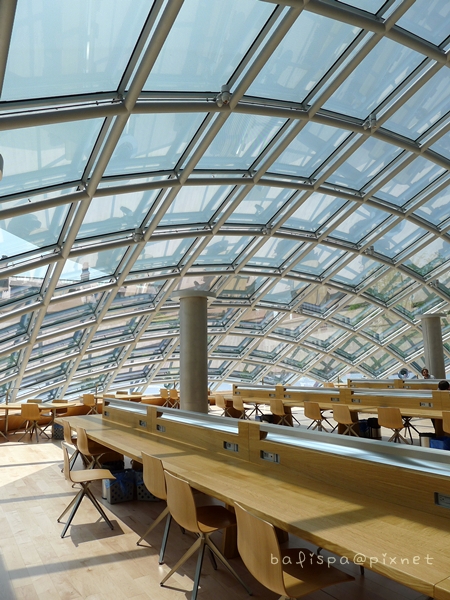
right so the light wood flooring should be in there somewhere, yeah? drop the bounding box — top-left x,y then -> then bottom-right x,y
0,415 -> 436,600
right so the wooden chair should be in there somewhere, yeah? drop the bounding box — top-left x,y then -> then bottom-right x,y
18,403 -> 50,443
232,397 -> 252,420
57,446 -> 115,538
443,411 -> 450,434
234,502 -> 353,598
304,401 -> 333,432
332,405 -> 359,436
168,389 -> 180,409
160,470 -> 252,600
270,399 -> 293,426
52,399 -> 69,417
76,426 -> 109,468
136,453 -> 173,564
215,394 -> 233,417
160,388 -> 170,407
378,407 -> 409,444
62,421 -> 87,471
82,393 -> 98,415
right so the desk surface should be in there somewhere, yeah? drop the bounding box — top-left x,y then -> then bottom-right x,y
62,414 -> 450,599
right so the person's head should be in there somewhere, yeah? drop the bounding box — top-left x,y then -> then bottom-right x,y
438,380 -> 450,390
399,368 -> 409,378
421,368 -> 430,378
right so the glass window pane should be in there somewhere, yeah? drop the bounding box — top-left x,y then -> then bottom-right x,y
404,238 -> 450,276
195,236 -> 252,265
384,68 -> 450,140
374,221 -> 426,258
218,276 -> 267,300
144,0 -> 273,92
293,245 -> 345,276
249,238 -> 301,268
330,204 -> 386,243
375,157 -> 445,206
332,255 -> 380,286
0,266 -> 46,308
132,238 -> 193,272
338,0 -> 386,11
261,279 -> 308,305
104,113 -> 207,177
247,12 -> 359,103
397,0 -> 450,46
197,114 -> 286,170
227,186 -> 294,226
366,270 -> 414,302
429,130 -> 450,161
79,189 -> 160,239
160,185 -> 232,227
58,248 -> 126,287
323,38 -> 424,119
327,138 -> 403,190
282,193 -> 346,232
3,0 -> 150,100
414,184 -> 450,226
0,120 -> 104,197
269,122 -> 350,178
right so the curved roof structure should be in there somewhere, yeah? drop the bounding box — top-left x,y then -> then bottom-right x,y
0,0 -> 450,400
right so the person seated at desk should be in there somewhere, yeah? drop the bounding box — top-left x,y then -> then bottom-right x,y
438,380 -> 449,390
396,367 -> 416,380
421,367 -> 433,379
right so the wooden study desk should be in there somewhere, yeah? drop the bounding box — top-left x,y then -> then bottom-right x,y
59,400 -> 450,600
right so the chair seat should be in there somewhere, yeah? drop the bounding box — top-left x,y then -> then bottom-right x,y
69,468 -> 115,485
196,505 -> 236,533
283,548 -> 352,597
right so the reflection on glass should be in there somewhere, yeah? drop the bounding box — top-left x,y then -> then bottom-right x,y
58,248 -> 126,288
414,183 -> 450,226
160,186 -> 231,226
249,238 -> 301,268
282,193 -> 346,232
144,0 -> 273,91
262,279 -> 307,305
323,38 -> 423,119
293,245 -> 345,276
132,238 -> 193,272
248,12 -> 359,103
332,255 -> 380,286
219,275 -> 266,300
397,0 -> 450,46
404,238 -> 450,276
195,236 -> 251,265
374,221 -> 426,258
331,204 -> 386,243
227,186 -> 295,225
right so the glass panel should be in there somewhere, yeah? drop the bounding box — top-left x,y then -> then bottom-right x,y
109,281 -> 165,312
366,270 -> 415,302
0,267 -> 45,308
335,336 -> 373,361
414,183 -> 450,226
376,158 -> 445,206
197,114 -> 286,170
384,68 -> 450,140
333,300 -> 378,328
144,0 -> 273,91
213,336 -> 252,357
148,310 -> 180,333
78,347 -> 123,372
219,276 -> 267,300
306,324 -> 345,350
0,120 -> 104,197
131,238 -> 193,272
79,189 -> 160,239
3,0 -> 150,100
338,0 -> 386,11
269,122 -> 350,178
130,338 -> 172,360
104,113 -> 207,177
275,314 -> 314,340
404,238 -> 450,276
327,138 -> 403,190
300,287 -> 346,315
330,204 -> 386,243
362,349 -> 399,377
363,314 -> 405,343
226,186 -> 295,225
332,255 -> 381,286
42,296 -> 97,331
31,331 -> 82,363
248,12 -> 359,103
160,185 -> 232,226
388,330 -> 423,360
374,221 -> 427,258
195,236 -> 251,265
282,193 -> 346,232
261,279 -> 308,305
229,362 -> 265,383
235,308 -> 279,334
250,339 -> 286,362
262,368 -> 295,386
397,0 -> 450,46
429,130 -> 450,161
310,357 -> 346,380
281,346 -> 318,370
293,245 -> 345,276
208,307 -> 239,330
90,317 -> 139,347
248,238 -> 301,268
0,205 -> 69,257
323,38 -> 424,119
57,248 -> 126,287
394,286 -> 443,320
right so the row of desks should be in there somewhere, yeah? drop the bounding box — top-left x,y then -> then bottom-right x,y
60,404 -> 450,600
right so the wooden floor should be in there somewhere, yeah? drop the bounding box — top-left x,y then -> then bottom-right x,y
0,423 -> 434,600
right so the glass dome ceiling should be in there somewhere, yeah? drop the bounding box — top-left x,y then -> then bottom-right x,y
0,0 -> 449,400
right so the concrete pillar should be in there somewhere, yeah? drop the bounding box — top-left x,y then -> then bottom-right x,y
173,290 -> 215,413
420,313 -> 446,379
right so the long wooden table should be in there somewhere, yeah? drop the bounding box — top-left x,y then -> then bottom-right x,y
59,404 -> 450,600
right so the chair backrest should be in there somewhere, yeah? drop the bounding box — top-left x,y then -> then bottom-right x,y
115,390 -> 129,395
443,411 -> 450,434
62,446 -> 73,483
169,389 -> 179,400
232,397 -> 245,412
215,395 -> 226,410
75,427 -> 91,456
142,453 -> 167,500
269,398 -> 286,417
27,399 -> 40,403
164,470 -> 200,534
234,503 -> 286,597
333,404 -> 352,425
160,388 -> 169,399
304,401 -> 322,421
377,407 -> 404,430
52,399 -> 68,404
82,394 -> 95,407
21,403 -> 40,419
63,420 -> 75,446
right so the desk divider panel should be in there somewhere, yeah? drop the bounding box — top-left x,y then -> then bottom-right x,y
102,398 -> 450,521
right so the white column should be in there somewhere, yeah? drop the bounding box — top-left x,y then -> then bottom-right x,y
420,313 -> 446,379
173,290 -> 215,413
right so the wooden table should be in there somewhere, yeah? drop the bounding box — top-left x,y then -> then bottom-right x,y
0,401 -> 79,437
59,412 -> 450,599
